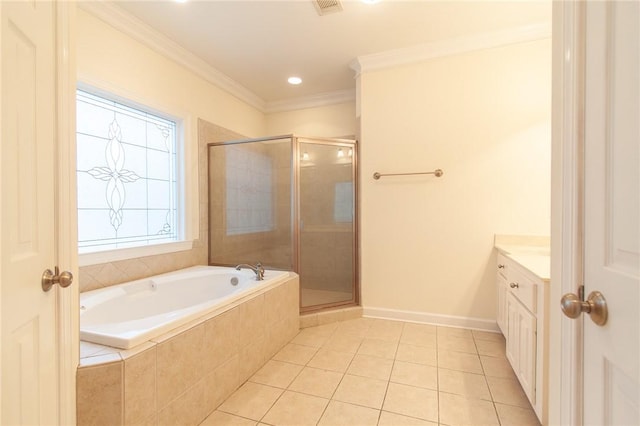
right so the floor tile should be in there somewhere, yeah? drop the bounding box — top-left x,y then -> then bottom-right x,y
357,338 -> 398,359
438,368 -> 491,400
313,322 -> 340,335
437,350 -> 483,374
317,400 -> 380,426
403,322 -> 437,335
475,339 -> 507,358
486,376 -> 532,408
332,374 -> 388,409
334,318 -> 373,337
378,411 -> 438,426
439,392 -> 500,426
290,328 -> 331,348
480,355 -> 517,379
437,326 -> 473,339
437,334 -> 478,354
400,328 -> 437,347
346,354 -> 394,380
307,349 -> 354,373
382,382 -> 438,422
395,343 -> 437,366
323,333 -> 364,354
217,382 -> 283,421
200,411 -> 257,426
495,402 -> 541,426
472,330 -> 505,342
288,367 -> 343,399
366,320 -> 403,342
209,321 -> 535,426
261,391 -> 328,426
390,361 -> 437,390
272,343 -> 318,365
249,360 -> 303,389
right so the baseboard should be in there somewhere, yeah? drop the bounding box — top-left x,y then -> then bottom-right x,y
362,306 -> 500,333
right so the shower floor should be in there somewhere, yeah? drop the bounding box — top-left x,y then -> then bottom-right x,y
301,288 -> 352,307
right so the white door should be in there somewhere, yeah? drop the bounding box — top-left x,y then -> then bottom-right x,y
582,1 -> 639,424
1,1 -> 67,424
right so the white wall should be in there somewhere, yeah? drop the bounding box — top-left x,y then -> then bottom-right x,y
359,39 -> 551,323
266,102 -> 356,138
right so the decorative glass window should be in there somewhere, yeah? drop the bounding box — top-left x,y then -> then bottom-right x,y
225,145 -> 274,235
76,89 -> 179,253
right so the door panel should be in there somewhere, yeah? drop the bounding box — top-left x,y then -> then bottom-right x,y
298,141 -> 356,309
583,1 -> 639,424
1,1 -> 58,424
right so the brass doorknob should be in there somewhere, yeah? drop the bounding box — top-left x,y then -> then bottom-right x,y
560,290 -> 608,326
42,266 -> 73,292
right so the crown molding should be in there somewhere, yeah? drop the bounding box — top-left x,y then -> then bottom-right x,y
79,2 -> 267,112
265,88 -> 356,114
350,22 -> 551,75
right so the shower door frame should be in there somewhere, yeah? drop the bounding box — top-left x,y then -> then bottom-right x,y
206,135 -> 359,314
296,136 -> 359,314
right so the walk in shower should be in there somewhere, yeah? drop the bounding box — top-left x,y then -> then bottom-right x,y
207,135 -> 358,312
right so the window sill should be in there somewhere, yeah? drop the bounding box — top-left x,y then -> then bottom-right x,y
78,240 -> 195,267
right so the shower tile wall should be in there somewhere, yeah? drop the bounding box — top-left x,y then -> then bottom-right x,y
78,119 -> 243,292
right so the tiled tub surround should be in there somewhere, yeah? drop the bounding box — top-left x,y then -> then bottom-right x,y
80,266 -> 291,349
77,273 -> 299,425
203,318 -> 541,426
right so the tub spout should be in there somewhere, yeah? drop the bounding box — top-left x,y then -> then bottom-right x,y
235,262 -> 265,281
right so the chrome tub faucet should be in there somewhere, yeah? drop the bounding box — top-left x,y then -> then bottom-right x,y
235,262 -> 265,281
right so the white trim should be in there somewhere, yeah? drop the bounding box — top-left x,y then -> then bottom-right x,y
350,22 -> 551,75
78,1 -> 266,112
362,306 -> 501,332
56,2 -> 78,424
550,2 -> 585,425
0,2 -> 4,423
265,89 -> 356,113
79,240 -> 194,267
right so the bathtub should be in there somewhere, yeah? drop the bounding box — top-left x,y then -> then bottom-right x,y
80,265 -> 290,349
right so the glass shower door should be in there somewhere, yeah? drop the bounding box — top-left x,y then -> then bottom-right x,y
208,136 -> 293,270
298,139 -> 357,310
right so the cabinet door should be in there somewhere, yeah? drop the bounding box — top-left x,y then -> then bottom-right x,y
505,293 -> 537,405
505,294 -> 520,369
497,273 -> 508,335
516,305 -> 537,403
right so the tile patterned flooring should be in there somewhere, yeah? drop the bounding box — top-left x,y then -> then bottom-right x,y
200,318 -> 541,426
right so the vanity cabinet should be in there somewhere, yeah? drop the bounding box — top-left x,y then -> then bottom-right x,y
496,252 -> 548,423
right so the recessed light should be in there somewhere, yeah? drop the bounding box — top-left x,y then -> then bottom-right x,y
361,0 -> 381,4
288,77 -> 302,85
175,0 -> 188,3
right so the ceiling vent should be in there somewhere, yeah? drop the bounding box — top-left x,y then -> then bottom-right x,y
313,0 -> 343,16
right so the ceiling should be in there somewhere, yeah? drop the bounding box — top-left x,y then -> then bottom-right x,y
113,0 -> 551,105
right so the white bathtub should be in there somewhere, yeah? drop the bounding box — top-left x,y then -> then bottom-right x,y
80,265 -> 290,349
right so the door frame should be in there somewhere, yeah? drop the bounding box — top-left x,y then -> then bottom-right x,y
550,1 -> 585,425
56,2 -> 78,424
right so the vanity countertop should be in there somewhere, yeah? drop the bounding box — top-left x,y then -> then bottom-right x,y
494,235 -> 550,283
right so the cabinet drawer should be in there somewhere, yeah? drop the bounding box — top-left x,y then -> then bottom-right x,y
497,254 -> 508,279
507,269 -> 537,314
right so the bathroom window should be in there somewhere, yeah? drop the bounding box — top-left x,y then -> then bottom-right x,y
76,89 -> 181,255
